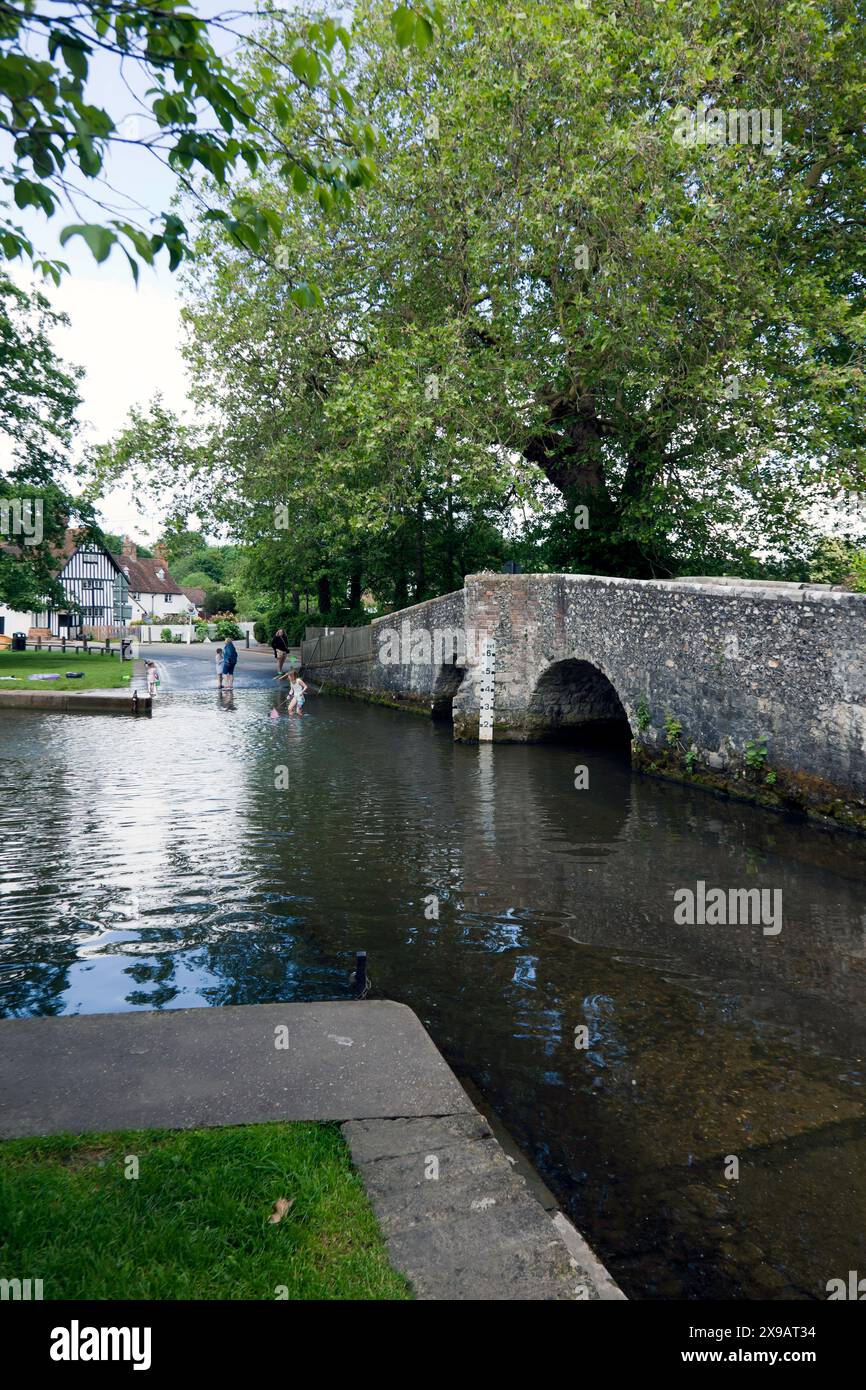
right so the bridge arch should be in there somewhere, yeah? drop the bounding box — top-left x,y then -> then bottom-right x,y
526,657 -> 633,745
431,658 -> 466,720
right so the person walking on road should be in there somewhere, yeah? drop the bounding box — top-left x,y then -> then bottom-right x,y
272,628 -> 290,676
222,638 -> 238,691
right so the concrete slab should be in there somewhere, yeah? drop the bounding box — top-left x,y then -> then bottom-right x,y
343,1115 -> 616,1300
0,1001 -> 473,1138
0,684 -> 149,714
0,1000 -> 624,1302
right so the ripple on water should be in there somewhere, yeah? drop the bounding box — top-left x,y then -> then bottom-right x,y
2,689 -> 866,1299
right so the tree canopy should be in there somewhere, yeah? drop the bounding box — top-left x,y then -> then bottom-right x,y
1,1 -> 443,282
91,0 -> 866,611
0,272 -> 90,608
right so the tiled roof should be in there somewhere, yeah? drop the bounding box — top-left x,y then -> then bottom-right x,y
112,553 -> 183,596
3,528 -> 112,577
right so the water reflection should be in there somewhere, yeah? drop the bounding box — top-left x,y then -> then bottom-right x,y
1,690 -> 865,1298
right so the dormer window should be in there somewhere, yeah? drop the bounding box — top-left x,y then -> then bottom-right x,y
156,568 -> 165,580
123,566 -> 129,577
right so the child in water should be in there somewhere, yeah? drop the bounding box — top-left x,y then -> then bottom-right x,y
287,673 -> 308,716
214,647 -> 223,689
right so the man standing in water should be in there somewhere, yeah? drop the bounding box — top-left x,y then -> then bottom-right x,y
271,627 -> 290,677
222,638 -> 238,691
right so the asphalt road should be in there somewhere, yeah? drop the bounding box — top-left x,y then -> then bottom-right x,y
140,640 -> 296,691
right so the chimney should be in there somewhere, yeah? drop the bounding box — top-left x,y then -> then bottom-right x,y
153,541 -> 169,568
122,535 -> 137,560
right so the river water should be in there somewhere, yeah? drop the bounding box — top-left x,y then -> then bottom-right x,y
1,673 -> 865,1300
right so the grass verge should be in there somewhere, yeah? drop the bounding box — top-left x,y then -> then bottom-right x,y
0,1122 -> 411,1300
0,650 -> 131,691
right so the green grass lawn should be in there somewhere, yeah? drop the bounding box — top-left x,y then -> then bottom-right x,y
0,1123 -> 411,1301
0,649 -> 131,691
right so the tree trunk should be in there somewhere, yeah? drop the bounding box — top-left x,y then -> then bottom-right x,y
317,574 -> 331,614
349,569 -> 362,608
414,498 -> 425,599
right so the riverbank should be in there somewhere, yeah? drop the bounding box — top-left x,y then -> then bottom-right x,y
0,1000 -> 623,1301
0,655 -> 150,713
0,648 -> 130,688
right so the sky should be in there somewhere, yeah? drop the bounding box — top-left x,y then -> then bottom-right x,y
4,3 -> 263,544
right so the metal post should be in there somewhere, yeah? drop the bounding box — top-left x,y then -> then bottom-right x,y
353,950 -> 367,999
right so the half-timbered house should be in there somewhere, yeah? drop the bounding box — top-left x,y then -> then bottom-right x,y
0,530 -> 131,637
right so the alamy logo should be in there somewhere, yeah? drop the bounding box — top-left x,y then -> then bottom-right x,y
673,880 -> 782,936
0,1277 -> 43,1299
50,1320 -> 152,1371
0,497 -> 43,546
377,621 -> 488,667
826,1271 -> 866,1300
673,103 -> 783,157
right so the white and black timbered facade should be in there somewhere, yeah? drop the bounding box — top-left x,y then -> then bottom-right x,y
36,542 -> 132,636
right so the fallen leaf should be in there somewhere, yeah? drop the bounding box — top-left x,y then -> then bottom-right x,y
268,1197 -> 295,1224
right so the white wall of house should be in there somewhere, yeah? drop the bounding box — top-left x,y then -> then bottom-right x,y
130,592 -> 190,620
137,621 -> 256,642
0,605 -> 34,635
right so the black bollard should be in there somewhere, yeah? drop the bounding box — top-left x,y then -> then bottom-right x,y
352,951 -> 368,999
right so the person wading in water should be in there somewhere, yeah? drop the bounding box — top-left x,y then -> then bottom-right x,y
271,628 -> 290,677
287,672 -> 307,716
222,638 -> 238,691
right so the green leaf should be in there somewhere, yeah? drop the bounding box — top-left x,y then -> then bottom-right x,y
414,17 -> 435,50
58,223 -> 115,263
60,43 -> 89,83
390,7 -> 417,49
290,282 -> 323,310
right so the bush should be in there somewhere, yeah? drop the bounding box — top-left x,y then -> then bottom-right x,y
195,621 -> 210,641
160,628 -> 172,643
261,608 -> 307,646
215,619 -> 243,640
204,587 -> 237,617
254,619 -> 268,644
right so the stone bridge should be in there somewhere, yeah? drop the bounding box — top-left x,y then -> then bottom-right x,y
301,572 -> 866,830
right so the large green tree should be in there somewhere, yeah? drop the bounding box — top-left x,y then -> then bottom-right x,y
0,1 -> 442,282
93,0 -> 866,587
0,273 -> 89,608
329,0 -> 866,576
